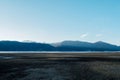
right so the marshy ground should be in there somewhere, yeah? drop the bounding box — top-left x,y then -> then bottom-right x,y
0,52 -> 120,80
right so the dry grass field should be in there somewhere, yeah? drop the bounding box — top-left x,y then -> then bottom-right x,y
0,52 -> 120,80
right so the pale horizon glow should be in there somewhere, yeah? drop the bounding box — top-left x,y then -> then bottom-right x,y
0,0 -> 120,45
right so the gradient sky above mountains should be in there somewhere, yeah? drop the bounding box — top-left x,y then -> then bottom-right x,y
0,0 -> 120,45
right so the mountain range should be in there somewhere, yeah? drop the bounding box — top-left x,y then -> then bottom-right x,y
51,41 -> 120,51
0,40 -> 120,51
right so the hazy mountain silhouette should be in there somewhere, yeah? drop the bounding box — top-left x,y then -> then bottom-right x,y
52,40 -> 120,51
93,41 -> 119,50
52,40 -> 93,47
0,40 -> 120,51
0,41 -> 54,51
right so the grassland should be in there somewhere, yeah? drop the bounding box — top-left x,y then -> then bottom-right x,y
0,52 -> 120,80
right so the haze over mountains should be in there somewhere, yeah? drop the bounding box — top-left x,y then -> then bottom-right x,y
0,40 -> 120,51
52,41 -> 120,51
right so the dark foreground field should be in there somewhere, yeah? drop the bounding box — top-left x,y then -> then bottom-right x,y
0,52 -> 120,80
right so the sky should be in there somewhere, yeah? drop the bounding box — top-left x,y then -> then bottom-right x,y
0,0 -> 120,45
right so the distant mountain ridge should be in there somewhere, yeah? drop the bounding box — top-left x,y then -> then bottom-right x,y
52,40 -> 93,47
51,40 -> 120,51
0,41 -> 54,51
0,40 -> 120,51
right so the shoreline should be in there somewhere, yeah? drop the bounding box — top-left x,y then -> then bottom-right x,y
0,52 -> 120,62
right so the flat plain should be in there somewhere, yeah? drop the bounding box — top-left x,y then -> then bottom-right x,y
0,52 -> 120,80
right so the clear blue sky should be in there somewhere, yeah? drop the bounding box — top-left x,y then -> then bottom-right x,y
0,0 -> 120,45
